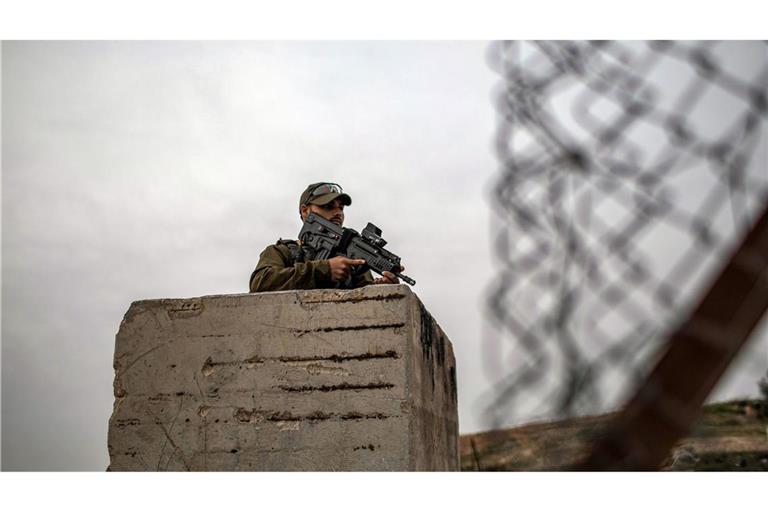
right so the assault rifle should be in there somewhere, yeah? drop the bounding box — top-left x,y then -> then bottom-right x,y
298,213 -> 416,286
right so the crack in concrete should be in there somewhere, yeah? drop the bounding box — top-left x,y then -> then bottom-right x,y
300,293 -> 407,304
117,343 -> 165,378
292,322 -> 405,336
234,407 -> 397,423
200,350 -> 401,374
147,404 -> 191,471
278,382 -> 395,393
156,394 -> 184,470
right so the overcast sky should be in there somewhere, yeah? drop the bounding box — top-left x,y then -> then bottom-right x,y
2,41 -> 766,471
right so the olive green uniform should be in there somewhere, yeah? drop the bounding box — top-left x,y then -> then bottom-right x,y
249,239 -> 375,293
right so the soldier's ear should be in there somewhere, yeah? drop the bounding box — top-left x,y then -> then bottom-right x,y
299,204 -> 309,221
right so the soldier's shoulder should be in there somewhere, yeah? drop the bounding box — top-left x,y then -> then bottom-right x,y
269,239 -> 304,264
259,239 -> 297,253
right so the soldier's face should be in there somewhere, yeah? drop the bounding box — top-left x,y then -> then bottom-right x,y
301,198 -> 345,226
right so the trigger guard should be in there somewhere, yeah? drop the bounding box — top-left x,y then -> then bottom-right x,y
353,263 -> 369,275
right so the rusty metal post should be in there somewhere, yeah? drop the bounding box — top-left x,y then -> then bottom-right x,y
578,200 -> 768,470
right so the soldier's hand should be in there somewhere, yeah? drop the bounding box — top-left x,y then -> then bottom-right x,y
374,266 -> 404,285
328,256 -> 367,283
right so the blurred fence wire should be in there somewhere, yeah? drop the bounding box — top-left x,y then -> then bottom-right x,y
484,41 -> 768,429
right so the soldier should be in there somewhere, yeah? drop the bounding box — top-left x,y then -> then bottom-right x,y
249,182 -> 402,292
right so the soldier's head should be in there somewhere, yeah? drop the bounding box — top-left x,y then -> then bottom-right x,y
299,182 -> 352,227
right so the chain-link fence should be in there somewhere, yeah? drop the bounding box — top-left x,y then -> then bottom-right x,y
484,41 -> 768,434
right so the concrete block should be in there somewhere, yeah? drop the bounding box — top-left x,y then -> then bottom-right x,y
107,284 -> 458,471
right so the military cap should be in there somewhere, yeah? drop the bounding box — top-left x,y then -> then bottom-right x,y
299,182 -> 352,208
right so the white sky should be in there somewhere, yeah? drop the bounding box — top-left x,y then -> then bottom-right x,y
2,40 -> 766,471
1,41 -> 502,470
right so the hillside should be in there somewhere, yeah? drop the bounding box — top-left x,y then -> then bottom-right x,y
459,399 -> 768,471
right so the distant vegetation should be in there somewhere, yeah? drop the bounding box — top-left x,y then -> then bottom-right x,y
460,398 -> 768,471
